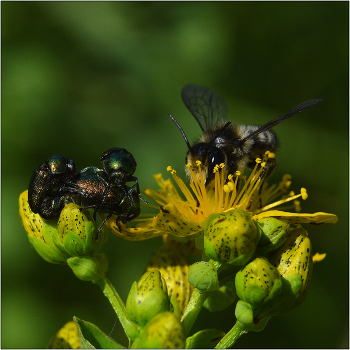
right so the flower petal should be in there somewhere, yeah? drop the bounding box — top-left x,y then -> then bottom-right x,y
152,203 -> 204,237
253,210 -> 338,224
106,217 -> 163,241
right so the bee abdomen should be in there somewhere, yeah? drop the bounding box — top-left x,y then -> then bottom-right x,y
240,125 -> 278,160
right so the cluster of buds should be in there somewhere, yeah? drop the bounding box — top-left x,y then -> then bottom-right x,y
19,190 -> 108,283
203,208 -> 314,331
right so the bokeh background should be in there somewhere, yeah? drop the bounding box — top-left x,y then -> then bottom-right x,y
2,2 -> 348,348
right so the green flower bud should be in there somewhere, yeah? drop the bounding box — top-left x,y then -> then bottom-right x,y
67,255 -> 107,284
235,257 -> 282,307
126,270 -> 171,328
204,209 -> 260,265
19,190 -> 69,264
269,227 -> 313,315
146,244 -> 192,317
203,285 -> 236,312
235,257 -> 283,327
235,301 -> 270,332
255,217 -> 290,255
54,203 -> 107,257
188,261 -> 220,292
19,191 -> 107,263
131,312 -> 185,349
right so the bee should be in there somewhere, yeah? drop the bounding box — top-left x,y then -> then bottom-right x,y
169,84 -> 323,184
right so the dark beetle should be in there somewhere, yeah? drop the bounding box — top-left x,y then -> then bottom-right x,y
64,168 -> 141,230
28,155 -> 77,219
27,149 -> 142,233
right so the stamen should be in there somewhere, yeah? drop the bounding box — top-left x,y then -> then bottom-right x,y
257,189 -> 307,213
301,188 -> 308,200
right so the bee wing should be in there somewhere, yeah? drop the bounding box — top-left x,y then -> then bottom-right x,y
234,99 -> 323,146
181,84 -> 228,132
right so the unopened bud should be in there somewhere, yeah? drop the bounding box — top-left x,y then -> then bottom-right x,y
188,261 -> 219,292
131,312 -> 185,349
204,209 -> 260,265
126,271 -> 171,328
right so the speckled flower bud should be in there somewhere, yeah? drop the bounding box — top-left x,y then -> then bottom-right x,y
204,209 -> 260,265
188,261 -> 220,292
269,227 -> 313,315
146,244 -> 192,317
235,257 -> 283,308
54,203 -> 107,257
255,217 -> 291,255
131,312 -> 185,349
19,191 -> 107,263
234,257 -> 283,329
126,270 -> 171,328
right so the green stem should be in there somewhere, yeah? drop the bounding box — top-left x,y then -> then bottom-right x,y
96,276 -> 139,342
215,321 -> 248,349
181,288 -> 209,335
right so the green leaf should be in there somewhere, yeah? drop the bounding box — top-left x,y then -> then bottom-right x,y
74,316 -> 125,349
185,329 -> 225,349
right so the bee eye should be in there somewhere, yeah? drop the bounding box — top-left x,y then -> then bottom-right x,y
208,147 -> 225,167
207,146 -> 226,180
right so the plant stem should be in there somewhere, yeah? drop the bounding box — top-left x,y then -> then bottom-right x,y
215,321 -> 248,349
181,288 -> 209,335
96,276 -> 139,342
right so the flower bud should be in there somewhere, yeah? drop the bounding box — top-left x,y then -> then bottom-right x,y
188,261 -> 220,292
67,255 -> 107,285
126,270 -> 171,328
54,203 -> 107,257
235,257 -> 282,307
131,312 -> 185,349
255,217 -> 290,255
269,227 -> 313,315
204,209 -> 260,265
235,257 -> 283,328
19,191 -> 107,263
146,244 -> 192,317
19,190 -> 69,264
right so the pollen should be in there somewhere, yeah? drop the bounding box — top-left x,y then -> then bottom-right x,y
313,252 -> 326,263
196,160 -> 202,166
301,188 -> 308,200
255,158 -> 262,164
265,151 -> 275,159
167,166 -> 173,172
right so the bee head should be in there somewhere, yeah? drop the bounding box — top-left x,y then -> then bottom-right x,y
186,143 -> 226,184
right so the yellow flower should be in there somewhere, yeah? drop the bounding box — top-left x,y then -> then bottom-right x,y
106,152 -> 337,241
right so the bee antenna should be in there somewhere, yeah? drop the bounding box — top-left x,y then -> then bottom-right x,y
208,121 -> 232,146
169,114 -> 192,150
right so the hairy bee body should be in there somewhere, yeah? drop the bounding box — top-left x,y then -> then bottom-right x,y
170,84 -> 322,184
186,121 -> 279,182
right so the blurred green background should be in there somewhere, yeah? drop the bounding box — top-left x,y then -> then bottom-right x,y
2,2 -> 348,348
